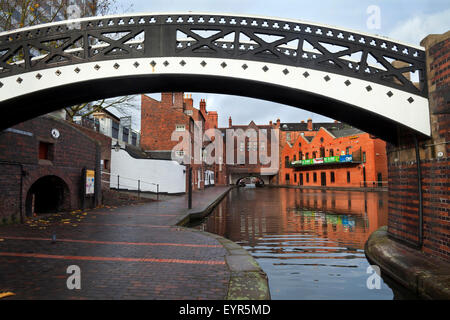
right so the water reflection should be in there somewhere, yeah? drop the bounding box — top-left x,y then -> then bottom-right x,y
194,187 -> 402,299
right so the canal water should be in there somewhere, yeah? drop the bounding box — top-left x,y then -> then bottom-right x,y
193,186 -> 415,300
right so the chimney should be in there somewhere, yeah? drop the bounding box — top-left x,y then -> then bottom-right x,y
172,92 -> 184,110
228,116 -> 232,128
161,92 -> 173,107
307,118 -> 313,131
199,98 -> 206,114
183,93 -> 193,108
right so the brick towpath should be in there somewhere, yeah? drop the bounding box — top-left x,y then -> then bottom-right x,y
0,187 -> 234,299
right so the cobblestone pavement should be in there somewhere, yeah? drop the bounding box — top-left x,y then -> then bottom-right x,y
0,187 -> 232,299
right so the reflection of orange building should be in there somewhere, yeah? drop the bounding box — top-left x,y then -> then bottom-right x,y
201,188 -> 388,250
279,119 -> 387,188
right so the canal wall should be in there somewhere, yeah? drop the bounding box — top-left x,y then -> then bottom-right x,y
366,31 -> 450,300
366,227 -> 450,299
385,31 -> 450,262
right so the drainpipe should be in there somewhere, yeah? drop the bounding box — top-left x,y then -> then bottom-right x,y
414,136 -> 423,248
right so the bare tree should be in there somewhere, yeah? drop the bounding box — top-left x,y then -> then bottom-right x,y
64,96 -> 139,121
0,0 -> 138,125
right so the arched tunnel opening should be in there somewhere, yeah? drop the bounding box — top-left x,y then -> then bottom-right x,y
25,175 -> 70,216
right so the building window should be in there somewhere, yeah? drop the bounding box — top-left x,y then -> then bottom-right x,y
184,110 -> 193,116
363,151 -> 366,163
305,152 -> 309,160
299,143 -> 301,147
320,137 -> 324,143
122,127 -> 129,143
285,156 -> 290,167
240,142 -> 245,152
285,174 -> 290,182
175,150 -> 184,157
293,155 -> 296,161
347,171 -> 351,183
286,132 -> 291,142
346,147 -> 351,155
299,152 -> 303,160
313,172 -> 317,182
294,173 -> 297,183
306,173 -> 309,183
312,151 -> 317,159
39,142 -> 53,160
320,147 -> 325,158
131,132 -> 137,146
175,124 -> 186,131
299,173 -> 303,185
330,171 -> 335,183
329,149 -> 334,157
103,159 -> 110,170
112,121 -> 119,139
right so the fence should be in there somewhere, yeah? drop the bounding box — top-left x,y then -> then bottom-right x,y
101,172 -> 160,199
359,180 -> 388,188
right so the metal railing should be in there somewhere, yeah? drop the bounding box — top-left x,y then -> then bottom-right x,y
360,181 -> 388,188
101,172 -> 160,200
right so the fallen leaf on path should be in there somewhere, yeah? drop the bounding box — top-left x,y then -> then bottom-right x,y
0,292 -> 15,299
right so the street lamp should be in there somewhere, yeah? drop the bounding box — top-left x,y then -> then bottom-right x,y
113,141 -> 122,152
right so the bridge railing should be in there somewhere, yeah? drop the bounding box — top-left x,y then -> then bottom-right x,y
0,13 -> 427,97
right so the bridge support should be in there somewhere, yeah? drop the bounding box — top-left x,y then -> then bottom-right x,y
384,31 -> 450,261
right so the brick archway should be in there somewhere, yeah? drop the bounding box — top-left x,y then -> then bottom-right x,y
25,175 -> 71,217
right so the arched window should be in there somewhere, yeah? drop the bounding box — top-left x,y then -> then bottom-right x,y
320,147 -> 325,158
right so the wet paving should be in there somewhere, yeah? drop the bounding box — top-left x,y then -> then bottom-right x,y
193,186 -> 417,300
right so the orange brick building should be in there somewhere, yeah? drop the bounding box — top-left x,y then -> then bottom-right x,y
279,119 -> 388,188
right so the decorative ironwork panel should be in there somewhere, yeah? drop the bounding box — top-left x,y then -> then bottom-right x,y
0,13 -> 427,97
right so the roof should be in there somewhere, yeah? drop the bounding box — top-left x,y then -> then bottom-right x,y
92,108 -> 121,122
328,128 -> 365,138
280,122 -> 350,131
125,146 -> 174,160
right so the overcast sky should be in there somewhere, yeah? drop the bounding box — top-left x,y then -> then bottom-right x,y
110,0 -> 450,130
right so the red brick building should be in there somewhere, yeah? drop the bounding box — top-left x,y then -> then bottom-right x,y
140,92 -> 218,190
0,115 -> 101,223
279,119 -> 388,188
215,118 -> 278,185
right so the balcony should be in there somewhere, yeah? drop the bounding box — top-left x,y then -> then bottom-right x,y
286,151 -> 362,169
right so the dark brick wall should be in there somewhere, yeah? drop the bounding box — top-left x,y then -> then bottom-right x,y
387,32 -> 449,261
69,122 -> 112,192
0,115 -> 100,221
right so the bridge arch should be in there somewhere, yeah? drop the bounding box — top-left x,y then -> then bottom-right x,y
236,174 -> 266,186
0,13 -> 430,142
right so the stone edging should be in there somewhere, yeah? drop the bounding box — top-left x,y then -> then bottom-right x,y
365,226 -> 450,300
175,187 -> 271,300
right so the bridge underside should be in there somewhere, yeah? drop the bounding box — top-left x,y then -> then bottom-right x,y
0,13 -> 430,143
0,69 -> 428,143
231,174 -> 272,185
